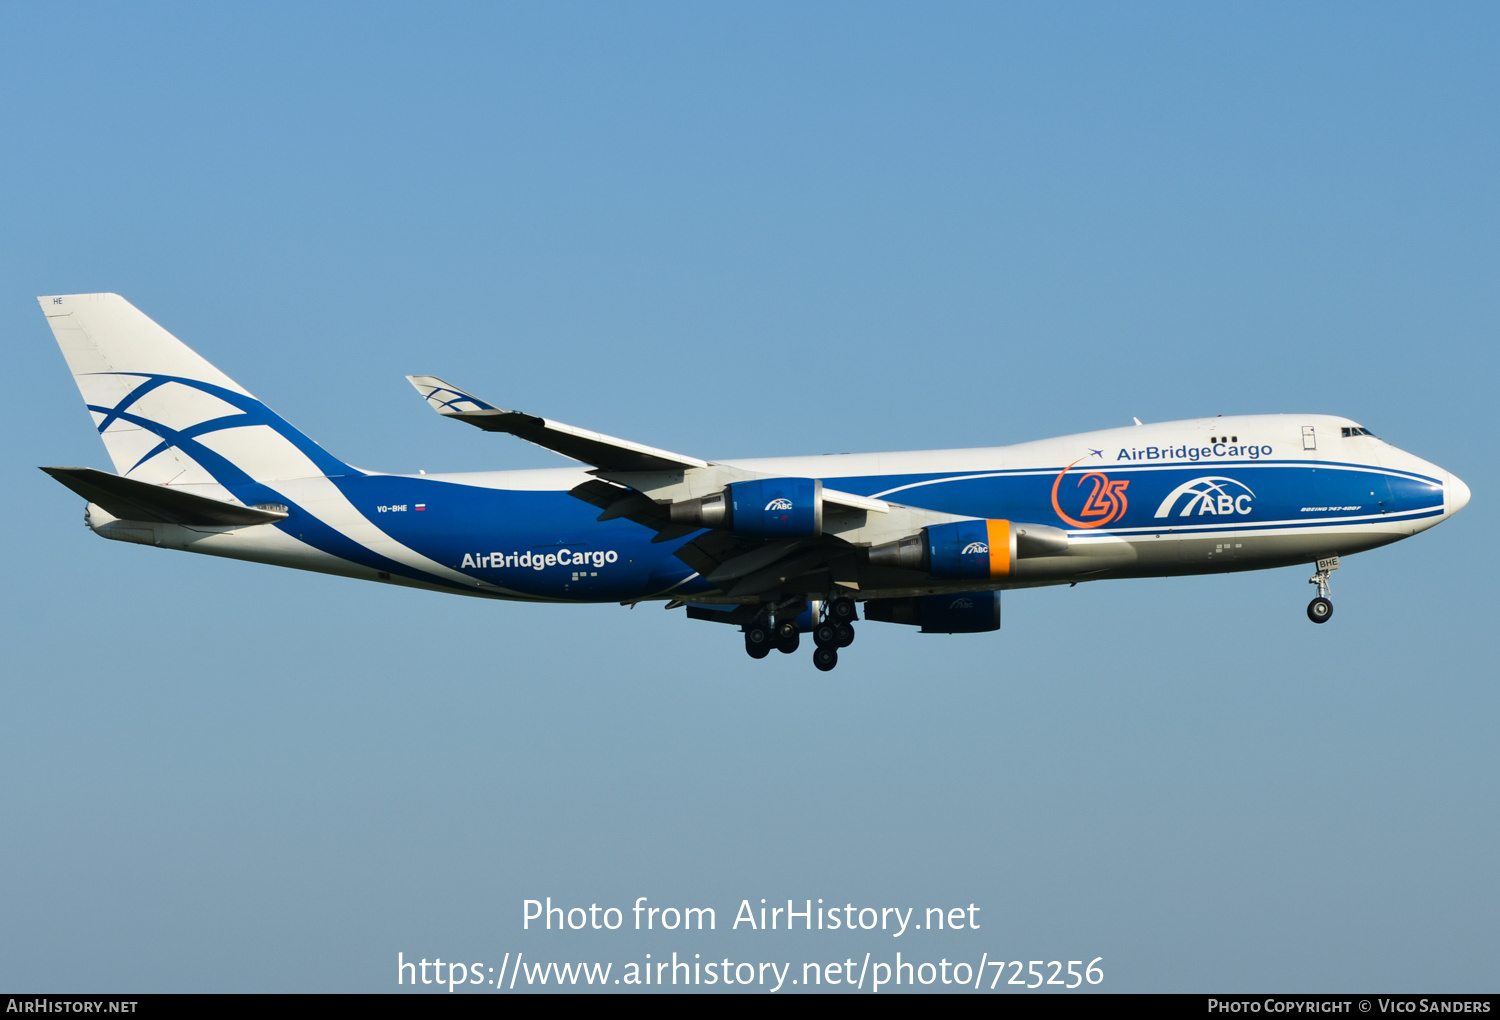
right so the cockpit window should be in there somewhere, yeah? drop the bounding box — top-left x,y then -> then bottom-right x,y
1341,426 -> 1378,438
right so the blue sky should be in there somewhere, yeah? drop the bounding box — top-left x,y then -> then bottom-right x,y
1,2 -> 1495,992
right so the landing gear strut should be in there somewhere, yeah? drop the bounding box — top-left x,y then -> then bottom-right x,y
1307,557 -> 1337,624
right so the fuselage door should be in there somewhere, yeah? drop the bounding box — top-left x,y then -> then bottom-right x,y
1302,426 -> 1317,450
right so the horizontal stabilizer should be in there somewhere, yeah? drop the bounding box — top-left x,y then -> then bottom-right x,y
40,466 -> 289,526
406,375 -> 709,473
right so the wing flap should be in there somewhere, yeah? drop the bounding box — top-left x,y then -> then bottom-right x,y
823,487 -> 889,513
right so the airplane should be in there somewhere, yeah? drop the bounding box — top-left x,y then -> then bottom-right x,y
37,293 -> 1471,671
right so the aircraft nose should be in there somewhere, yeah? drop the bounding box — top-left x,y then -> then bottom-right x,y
1446,471 -> 1471,515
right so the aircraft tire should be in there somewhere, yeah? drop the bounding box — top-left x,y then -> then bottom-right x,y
830,597 -> 857,622
836,622 -> 855,648
745,625 -> 772,658
777,632 -> 801,654
813,646 -> 838,672
1307,597 -> 1333,624
813,622 -> 840,648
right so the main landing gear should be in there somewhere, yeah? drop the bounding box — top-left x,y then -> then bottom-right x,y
743,623 -> 772,659
1306,557 -> 1337,624
743,597 -> 857,671
776,620 -> 800,654
813,597 -> 856,673
811,614 -> 854,672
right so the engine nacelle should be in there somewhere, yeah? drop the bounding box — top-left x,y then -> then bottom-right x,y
868,519 -> 1013,579
670,477 -> 823,537
867,519 -> 1067,578
863,591 -> 1001,633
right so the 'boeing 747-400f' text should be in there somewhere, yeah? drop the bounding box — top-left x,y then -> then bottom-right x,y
39,294 -> 1471,671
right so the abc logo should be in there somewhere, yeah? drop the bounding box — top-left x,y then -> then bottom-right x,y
1153,477 -> 1256,518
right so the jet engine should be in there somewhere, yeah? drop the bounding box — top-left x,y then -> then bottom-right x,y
867,519 -> 1068,579
669,477 -> 823,537
863,591 -> 1001,633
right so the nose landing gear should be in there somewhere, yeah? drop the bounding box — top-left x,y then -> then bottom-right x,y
1306,556 -> 1338,624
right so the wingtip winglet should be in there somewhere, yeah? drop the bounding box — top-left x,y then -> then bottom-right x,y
406,375 -> 502,416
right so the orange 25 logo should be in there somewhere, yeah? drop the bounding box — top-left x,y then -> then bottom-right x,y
1050,458 -> 1130,528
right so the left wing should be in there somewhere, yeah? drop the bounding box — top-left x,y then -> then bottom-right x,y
406,374 -> 889,511
406,375 -> 708,473
407,375 -> 971,600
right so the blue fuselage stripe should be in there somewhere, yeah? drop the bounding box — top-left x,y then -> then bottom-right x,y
217,459 -> 1444,602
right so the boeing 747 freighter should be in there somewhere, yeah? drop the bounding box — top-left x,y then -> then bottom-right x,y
39,294 -> 1471,670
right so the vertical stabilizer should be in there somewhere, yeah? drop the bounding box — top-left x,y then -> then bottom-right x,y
39,294 -> 353,487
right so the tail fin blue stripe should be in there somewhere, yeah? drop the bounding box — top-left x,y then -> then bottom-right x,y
85,372 -> 356,480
